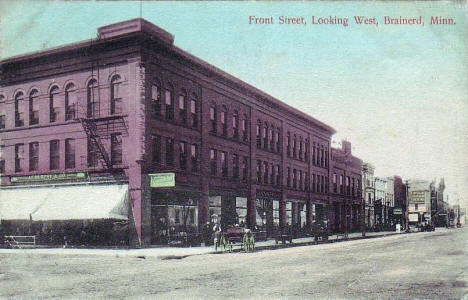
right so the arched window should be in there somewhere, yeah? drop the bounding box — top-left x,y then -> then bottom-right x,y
87,79 -> 99,118
256,120 -> 262,148
286,132 -> 291,157
275,128 -> 280,153
190,93 -> 198,128
232,110 -> 239,139
242,114 -> 248,142
49,86 -> 60,123
15,92 -> 25,127
165,83 -> 174,120
178,89 -> 187,124
29,89 -> 39,125
151,78 -> 162,117
65,83 -> 77,121
0,94 -> 5,129
263,123 -> 268,149
110,75 -> 122,115
221,105 -> 227,137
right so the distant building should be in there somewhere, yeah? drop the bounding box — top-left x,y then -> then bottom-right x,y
386,177 -> 394,226
407,179 -> 432,225
374,177 -> 388,226
393,176 -> 407,228
362,162 -> 375,228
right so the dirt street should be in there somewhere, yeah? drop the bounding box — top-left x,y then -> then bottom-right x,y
1,228 -> 467,299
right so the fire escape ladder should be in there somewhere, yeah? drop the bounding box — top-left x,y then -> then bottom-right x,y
79,118 -> 112,169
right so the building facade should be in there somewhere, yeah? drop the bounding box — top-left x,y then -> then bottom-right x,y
362,162 -> 375,228
374,177 -> 387,227
0,19 -> 341,247
329,141 -> 363,233
407,179 -> 432,225
393,176 -> 407,229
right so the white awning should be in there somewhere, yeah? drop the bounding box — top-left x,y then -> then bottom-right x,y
0,184 -> 128,221
0,187 -> 52,220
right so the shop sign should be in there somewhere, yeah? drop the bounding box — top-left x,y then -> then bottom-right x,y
410,191 -> 426,204
150,172 -> 175,188
394,208 -> 403,214
11,172 -> 87,183
409,213 -> 419,222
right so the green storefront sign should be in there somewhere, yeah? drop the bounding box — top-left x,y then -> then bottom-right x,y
150,173 -> 175,188
11,172 -> 88,183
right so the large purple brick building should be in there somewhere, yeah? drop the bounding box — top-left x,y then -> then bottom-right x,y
0,19 -> 362,247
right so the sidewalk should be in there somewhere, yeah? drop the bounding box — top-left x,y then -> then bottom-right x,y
0,230 -> 403,259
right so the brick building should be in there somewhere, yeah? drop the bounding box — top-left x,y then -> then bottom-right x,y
0,19 -> 343,247
329,141 -> 363,233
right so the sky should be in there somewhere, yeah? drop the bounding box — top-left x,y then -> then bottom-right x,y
1,1 -> 467,207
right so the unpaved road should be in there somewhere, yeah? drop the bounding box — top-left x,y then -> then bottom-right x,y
1,228 -> 467,299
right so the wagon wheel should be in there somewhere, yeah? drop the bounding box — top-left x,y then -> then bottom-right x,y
220,234 -> 227,252
249,235 -> 255,252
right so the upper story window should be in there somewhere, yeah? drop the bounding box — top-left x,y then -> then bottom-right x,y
299,137 -> 303,160
111,133 -> 123,165
65,83 -> 77,121
221,106 -> 227,137
232,154 -> 239,179
15,92 -> 25,127
242,156 -> 248,182
165,83 -> 174,120
49,86 -> 60,123
178,89 -> 187,125
0,95 -> 5,129
210,105 -> 217,134
29,142 -> 39,171
276,165 -> 280,186
232,110 -> 239,140
287,167 -> 291,187
191,144 -> 199,172
221,151 -> 227,177
262,124 -> 268,149
292,135 -> 297,158
152,135 -> 161,164
333,173 -> 337,193
275,130 -> 280,153
340,175 -> 344,194
151,79 -> 162,117
15,143 -> 24,172
65,138 -> 75,169
263,161 -> 269,184
305,139 -> 309,161
256,120 -> 261,148
269,128 -> 274,151
270,164 -> 274,185
50,140 -> 60,170
87,138 -> 98,168
110,75 -> 122,115
320,146 -> 325,167
256,160 -> 262,183
190,94 -> 198,128
286,132 -> 291,157
210,149 -> 217,176
242,114 -> 248,142
179,141 -> 187,170
29,90 -> 39,125
312,142 -> 316,165
165,137 -> 174,166
87,79 -> 99,118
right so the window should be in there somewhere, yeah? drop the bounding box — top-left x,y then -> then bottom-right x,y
287,167 -> 291,187
15,144 -> 24,172
313,142 -> 316,165
152,135 -> 161,164
15,92 -> 25,127
233,154 -> 239,179
87,138 -> 98,168
221,107 -> 227,137
165,137 -> 174,166
321,146 -> 325,167
87,79 -> 99,118
179,142 -> 187,170
346,176 -> 350,195
221,151 -> 227,177
322,175 -> 325,193
0,95 -> 5,129
340,175 -> 344,194
50,140 -> 60,170
293,169 -> 297,189
305,172 -> 309,191
352,178 -> 355,196
263,161 -> 268,184
287,132 -> 291,157
65,138 -> 75,169
178,89 -> 187,125
299,137 -> 303,160
317,175 -> 321,193
299,170 -> 303,190
210,106 -> 217,134
232,110 -> 239,140
270,164 -> 274,185
256,121 -> 261,148
256,160 -> 262,183
210,149 -> 217,176
325,148 -> 329,167
275,130 -> 280,153
333,173 -> 337,193
262,125 -> 267,149
269,128 -> 274,151
325,176 -> 329,193
165,84 -> 174,120
65,83 -> 77,121
293,135 -> 297,158
312,174 -> 316,192
151,80 -> 162,117
242,115 -> 248,142
305,139 -> 309,161
415,203 -> 419,211
276,165 -> 280,186
191,144 -> 199,172
49,86 -> 60,123
190,94 -> 198,128
111,134 -> 122,165
29,142 -> 39,171
110,75 -> 122,115
242,157 -> 248,182
29,90 -> 39,125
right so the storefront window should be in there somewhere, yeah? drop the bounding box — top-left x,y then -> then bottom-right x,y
209,196 -> 222,225
236,197 -> 247,225
273,200 -> 280,226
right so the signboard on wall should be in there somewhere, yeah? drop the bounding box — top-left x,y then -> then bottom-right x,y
394,208 -> 403,215
409,213 -> 419,222
150,173 -> 175,188
410,191 -> 427,204
11,172 -> 87,183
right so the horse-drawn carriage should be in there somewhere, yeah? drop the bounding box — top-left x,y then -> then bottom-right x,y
214,226 -> 255,252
